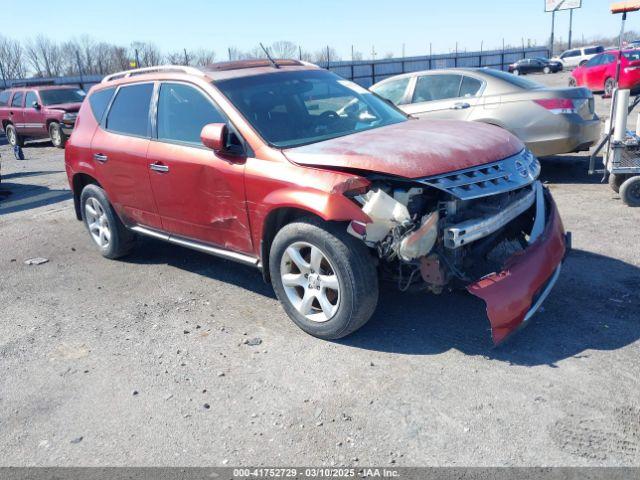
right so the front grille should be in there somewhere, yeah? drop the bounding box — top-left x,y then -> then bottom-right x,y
416,149 -> 540,200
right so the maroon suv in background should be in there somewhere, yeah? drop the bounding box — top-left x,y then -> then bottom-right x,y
0,86 -> 85,148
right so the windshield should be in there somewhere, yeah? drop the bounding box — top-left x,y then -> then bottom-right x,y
215,70 -> 407,148
481,68 -> 543,90
39,88 -> 86,106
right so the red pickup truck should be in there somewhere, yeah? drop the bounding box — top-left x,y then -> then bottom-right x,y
0,86 -> 85,148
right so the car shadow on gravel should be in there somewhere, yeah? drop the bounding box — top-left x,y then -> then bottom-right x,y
340,249 -> 640,366
122,236 -> 275,298
0,182 -> 72,214
539,154 -> 604,185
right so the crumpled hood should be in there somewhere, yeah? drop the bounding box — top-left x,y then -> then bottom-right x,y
46,102 -> 82,113
283,119 -> 524,179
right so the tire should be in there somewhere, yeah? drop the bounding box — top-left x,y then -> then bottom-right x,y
49,122 -> 67,148
543,66 -> 551,74
5,124 -> 24,147
512,69 -> 520,76
619,176 -> 640,207
568,77 -> 577,87
269,217 -> 379,340
604,78 -> 616,97
579,60 -> 588,67
608,173 -> 628,193
80,184 -> 136,259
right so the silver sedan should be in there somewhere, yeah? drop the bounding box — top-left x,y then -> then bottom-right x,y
370,68 -> 601,157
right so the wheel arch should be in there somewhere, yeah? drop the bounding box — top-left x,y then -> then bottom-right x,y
72,173 -> 102,220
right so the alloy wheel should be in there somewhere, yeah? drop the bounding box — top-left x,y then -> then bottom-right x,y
84,197 -> 111,248
280,241 -> 340,323
7,127 -> 16,146
50,125 -> 61,146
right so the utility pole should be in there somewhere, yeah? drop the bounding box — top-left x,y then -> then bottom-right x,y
0,61 -> 8,89
351,45 -> 354,61
326,46 -> 330,68
371,45 -> 376,60
402,43 -> 405,58
550,10 -> 556,57
135,48 -> 140,68
184,48 -> 189,65
75,50 -> 85,90
568,8 -> 574,49
299,45 -> 302,60
228,47 -> 232,61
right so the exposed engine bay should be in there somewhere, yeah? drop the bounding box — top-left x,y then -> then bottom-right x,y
346,149 -> 546,293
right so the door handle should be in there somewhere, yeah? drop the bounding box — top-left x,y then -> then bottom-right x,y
149,162 -> 169,173
93,153 -> 108,163
451,102 -> 471,110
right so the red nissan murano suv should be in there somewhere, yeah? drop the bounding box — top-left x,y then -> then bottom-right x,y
65,60 -> 569,345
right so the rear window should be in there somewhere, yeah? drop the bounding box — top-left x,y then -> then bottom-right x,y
481,68 -> 543,90
89,87 -> 115,123
584,46 -> 604,55
105,83 -> 153,137
0,90 -> 10,106
623,51 -> 640,61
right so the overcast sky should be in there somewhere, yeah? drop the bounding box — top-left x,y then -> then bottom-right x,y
4,0 -> 628,58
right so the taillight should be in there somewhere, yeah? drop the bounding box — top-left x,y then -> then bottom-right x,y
533,98 -> 577,114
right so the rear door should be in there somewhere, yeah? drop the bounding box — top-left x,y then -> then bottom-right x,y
23,90 -> 47,136
560,49 -> 580,68
90,82 -> 161,229
583,55 -> 607,90
146,81 -> 253,252
9,90 -> 25,133
403,73 -> 482,120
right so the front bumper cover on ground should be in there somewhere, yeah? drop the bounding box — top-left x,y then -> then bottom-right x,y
466,189 -> 567,345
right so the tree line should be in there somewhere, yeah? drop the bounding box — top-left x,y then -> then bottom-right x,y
0,35 -> 347,80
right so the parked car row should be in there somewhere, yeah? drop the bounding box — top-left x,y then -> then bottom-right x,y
508,57 -> 563,75
0,86 -> 85,148
570,49 -> 640,95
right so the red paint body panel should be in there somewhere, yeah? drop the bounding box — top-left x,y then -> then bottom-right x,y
283,119 -> 524,179
572,50 -> 640,91
467,192 -> 566,345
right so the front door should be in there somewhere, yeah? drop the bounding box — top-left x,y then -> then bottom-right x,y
8,90 -> 25,134
147,82 -> 253,253
23,91 -> 47,136
91,82 -> 161,229
402,73 -> 482,121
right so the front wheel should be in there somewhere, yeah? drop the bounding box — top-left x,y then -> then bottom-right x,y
512,69 -> 520,76
620,176 -> 640,207
604,78 -> 616,97
543,66 -> 551,74
80,184 -> 136,258
568,77 -> 577,87
49,122 -> 67,148
269,218 -> 379,340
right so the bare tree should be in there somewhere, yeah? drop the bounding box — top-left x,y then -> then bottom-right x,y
25,35 -> 64,77
312,47 -> 340,65
193,49 -> 216,66
131,41 -> 162,67
270,41 -> 298,59
0,35 -> 27,79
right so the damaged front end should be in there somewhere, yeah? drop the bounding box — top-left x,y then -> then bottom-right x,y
346,149 -> 568,345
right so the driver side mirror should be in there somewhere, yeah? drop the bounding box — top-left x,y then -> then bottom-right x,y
32,101 -> 41,110
200,123 -> 227,152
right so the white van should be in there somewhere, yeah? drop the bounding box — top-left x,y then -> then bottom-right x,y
553,45 -> 605,68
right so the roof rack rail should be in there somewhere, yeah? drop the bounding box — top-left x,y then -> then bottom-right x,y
101,65 -> 205,83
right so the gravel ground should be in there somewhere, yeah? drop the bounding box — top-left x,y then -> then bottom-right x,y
0,71 -> 639,467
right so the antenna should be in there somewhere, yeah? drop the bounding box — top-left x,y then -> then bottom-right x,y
259,43 -> 280,69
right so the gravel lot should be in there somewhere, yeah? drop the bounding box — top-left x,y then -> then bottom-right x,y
1,71 -> 639,467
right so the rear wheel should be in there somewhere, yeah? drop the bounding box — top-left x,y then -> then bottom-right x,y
269,217 -> 379,340
604,78 -> 616,96
80,184 -> 136,259
609,173 -> 628,193
620,176 -> 640,207
49,122 -> 67,148
5,124 -> 24,147
568,77 -> 577,87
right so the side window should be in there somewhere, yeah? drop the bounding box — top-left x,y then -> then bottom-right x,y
585,55 -> 603,67
460,76 -> 483,97
561,50 -> 579,59
89,87 -> 115,123
372,77 -> 410,105
157,83 -> 226,145
0,90 -> 10,106
585,47 -> 604,55
25,91 -> 38,108
105,83 -> 153,137
11,92 -> 24,107
413,74 -> 462,103
603,54 -> 616,65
